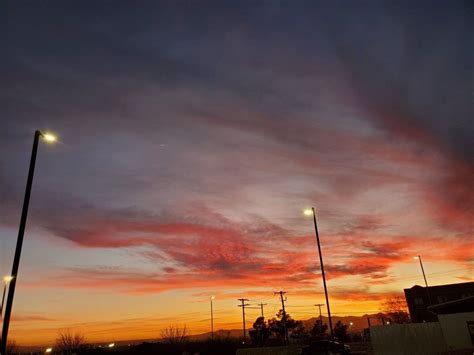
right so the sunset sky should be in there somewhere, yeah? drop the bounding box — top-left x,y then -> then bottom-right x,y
1,0 -> 472,346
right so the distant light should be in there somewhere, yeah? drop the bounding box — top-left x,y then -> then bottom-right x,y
3,276 -> 13,283
108,343 -> 115,348
211,296 -> 215,300
303,209 -> 314,216
386,321 -> 390,325
349,322 -> 353,326
413,256 -> 420,260
42,133 -> 57,142
45,348 -> 52,353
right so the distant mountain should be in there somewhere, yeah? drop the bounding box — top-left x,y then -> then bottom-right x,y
188,328 -> 243,341
16,314 -> 383,351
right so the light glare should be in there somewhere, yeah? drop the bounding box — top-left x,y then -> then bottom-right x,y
3,275 -> 13,283
108,343 -> 115,348
303,209 -> 313,216
45,348 -> 52,353
42,133 -> 57,142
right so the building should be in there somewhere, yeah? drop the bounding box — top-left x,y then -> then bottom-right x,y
404,281 -> 474,322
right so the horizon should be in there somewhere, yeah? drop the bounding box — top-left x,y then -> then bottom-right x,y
9,311 -> 416,348
1,0 -> 472,347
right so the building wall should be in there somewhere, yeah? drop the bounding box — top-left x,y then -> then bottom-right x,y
370,313 -> 474,355
370,323 -> 447,355
439,312 -> 474,350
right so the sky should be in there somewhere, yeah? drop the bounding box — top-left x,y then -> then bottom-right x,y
1,0 -> 473,346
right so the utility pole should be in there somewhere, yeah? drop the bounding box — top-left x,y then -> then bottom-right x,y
314,303 -> 324,325
257,303 -> 267,318
275,291 -> 289,345
237,298 -> 250,344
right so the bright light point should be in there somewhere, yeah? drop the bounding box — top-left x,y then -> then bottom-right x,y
42,133 -> 57,142
108,343 -> 115,348
3,275 -> 13,283
45,348 -> 52,353
211,295 -> 215,300
349,322 -> 353,326
414,256 -> 419,260
303,209 -> 313,216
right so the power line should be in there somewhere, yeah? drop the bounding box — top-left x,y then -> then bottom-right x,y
247,303 -> 268,318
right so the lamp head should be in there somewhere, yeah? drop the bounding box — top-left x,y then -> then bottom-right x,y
303,209 -> 314,216
41,132 -> 57,143
3,275 -> 13,283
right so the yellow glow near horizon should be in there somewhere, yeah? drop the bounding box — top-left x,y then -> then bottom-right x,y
108,343 -> 115,348
42,133 -> 57,142
45,348 -> 52,353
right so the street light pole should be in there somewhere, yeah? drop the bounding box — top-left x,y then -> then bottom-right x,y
414,255 -> 432,306
306,207 -> 334,339
0,131 -> 55,355
210,296 -> 215,341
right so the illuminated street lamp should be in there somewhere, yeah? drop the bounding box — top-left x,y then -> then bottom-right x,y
210,296 -> 215,341
414,255 -> 432,306
0,131 -> 57,355
0,276 -> 14,317
45,348 -> 52,353
304,207 -> 334,339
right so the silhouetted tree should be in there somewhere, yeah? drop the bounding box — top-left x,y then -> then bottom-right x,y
55,329 -> 88,354
310,319 -> 328,340
289,320 -> 309,342
381,296 -> 411,324
268,310 -> 304,343
334,321 -> 348,342
249,316 -> 270,346
160,325 -> 188,345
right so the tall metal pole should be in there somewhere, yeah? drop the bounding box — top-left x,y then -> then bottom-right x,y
416,255 -> 432,306
311,207 -> 333,339
0,131 -> 41,355
210,297 -> 214,341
